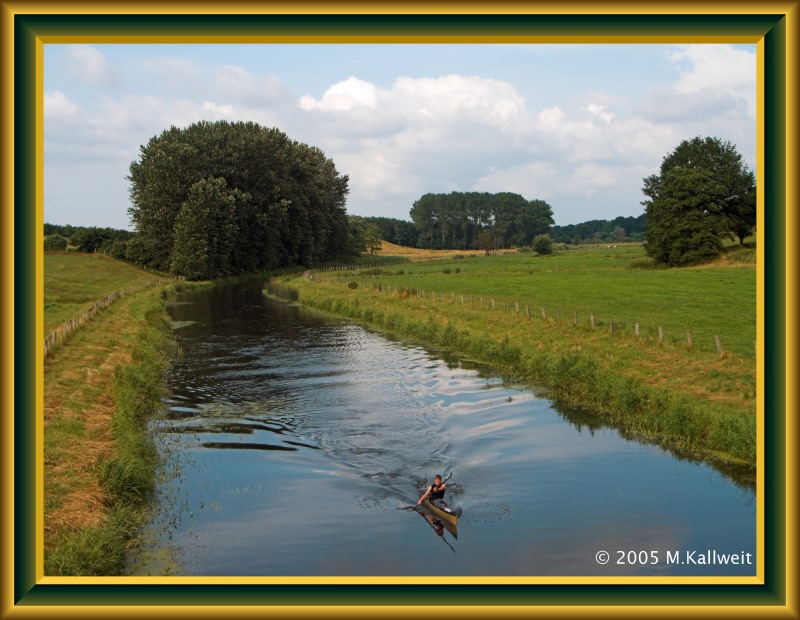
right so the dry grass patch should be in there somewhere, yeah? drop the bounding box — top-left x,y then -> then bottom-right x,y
375,240 -> 513,261
44,294 -> 140,551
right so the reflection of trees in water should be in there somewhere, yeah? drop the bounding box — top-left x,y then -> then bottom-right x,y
556,402 -> 756,493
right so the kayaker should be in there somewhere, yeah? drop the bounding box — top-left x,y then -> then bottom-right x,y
417,474 -> 446,506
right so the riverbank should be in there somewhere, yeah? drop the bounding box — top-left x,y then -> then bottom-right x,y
43,254 -> 180,575
124,279 -> 757,576
277,250 -> 757,468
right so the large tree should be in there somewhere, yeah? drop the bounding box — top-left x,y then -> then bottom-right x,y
127,120 -> 350,278
642,137 -> 756,266
169,177 -> 249,280
644,167 -> 728,266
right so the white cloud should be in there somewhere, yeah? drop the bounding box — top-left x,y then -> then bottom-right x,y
585,103 -> 615,124
294,73 -> 534,213
67,45 -> 116,87
537,107 -> 566,130
299,74 -> 528,135
294,70 -> 696,222
44,90 -> 83,120
645,44 -> 756,121
390,74 -> 527,131
201,100 -> 236,117
216,65 -> 292,106
570,162 -> 619,194
299,76 -> 379,111
669,45 -> 755,100
42,44 -> 756,228
641,87 -> 745,123
474,162 -> 560,199
131,57 -> 204,99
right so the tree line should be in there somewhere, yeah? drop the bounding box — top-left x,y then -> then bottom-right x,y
365,135 -> 755,267
44,224 -> 134,257
408,191 -> 555,250
45,125 -> 754,273
550,215 -> 646,244
359,212 -> 644,249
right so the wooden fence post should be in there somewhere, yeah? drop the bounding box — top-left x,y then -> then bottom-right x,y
658,326 -> 664,342
590,314 -> 595,329
686,330 -> 692,348
715,335 -> 722,354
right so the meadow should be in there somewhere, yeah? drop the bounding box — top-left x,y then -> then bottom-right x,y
44,251 -> 161,335
41,244 -> 758,575
284,243 -> 757,465
43,252 -> 176,574
371,243 -> 756,358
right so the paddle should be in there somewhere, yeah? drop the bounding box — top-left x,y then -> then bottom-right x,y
415,510 -> 457,553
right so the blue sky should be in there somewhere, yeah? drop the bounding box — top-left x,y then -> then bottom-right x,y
44,43 -> 756,230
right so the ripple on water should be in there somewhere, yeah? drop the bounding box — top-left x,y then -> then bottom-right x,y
132,283 -> 756,578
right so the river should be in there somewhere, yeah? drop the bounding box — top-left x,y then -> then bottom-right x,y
126,280 -> 755,577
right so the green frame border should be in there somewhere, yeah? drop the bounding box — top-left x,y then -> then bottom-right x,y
2,2 -> 796,616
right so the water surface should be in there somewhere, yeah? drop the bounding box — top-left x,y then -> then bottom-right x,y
128,281 -> 755,577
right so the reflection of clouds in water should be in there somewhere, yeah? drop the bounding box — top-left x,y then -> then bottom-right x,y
141,284 -> 756,577
458,418 -> 527,440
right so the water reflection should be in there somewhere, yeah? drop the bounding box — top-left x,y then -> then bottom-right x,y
127,281 -> 755,577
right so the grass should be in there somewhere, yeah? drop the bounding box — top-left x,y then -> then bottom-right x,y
331,244 -> 756,358
43,253 -> 178,575
44,251 -> 161,335
281,243 -> 757,466
374,240 -> 511,260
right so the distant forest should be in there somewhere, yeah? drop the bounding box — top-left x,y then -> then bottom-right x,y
45,211 -> 646,262
362,212 -> 646,249
43,223 -> 133,257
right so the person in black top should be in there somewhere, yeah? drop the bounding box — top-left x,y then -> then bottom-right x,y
417,474 -> 446,506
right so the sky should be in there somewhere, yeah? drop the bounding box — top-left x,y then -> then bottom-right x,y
43,43 -> 756,230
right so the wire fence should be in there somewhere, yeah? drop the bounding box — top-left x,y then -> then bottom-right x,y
44,280 -> 165,358
303,269 -> 756,359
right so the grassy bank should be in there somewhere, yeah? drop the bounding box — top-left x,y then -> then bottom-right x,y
44,251 -> 162,335
43,253 -> 179,575
280,245 -> 756,466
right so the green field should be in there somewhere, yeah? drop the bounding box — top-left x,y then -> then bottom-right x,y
44,251 -> 161,335
320,244 -> 756,358
283,243 -> 757,464
43,252 -> 175,575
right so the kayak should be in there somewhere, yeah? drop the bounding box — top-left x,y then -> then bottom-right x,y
421,498 -> 460,525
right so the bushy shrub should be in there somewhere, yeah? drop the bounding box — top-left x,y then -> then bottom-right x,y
532,234 -> 553,255
44,234 -> 68,251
